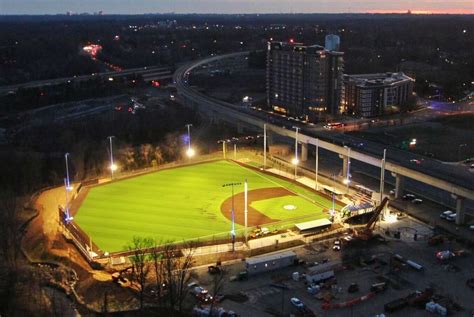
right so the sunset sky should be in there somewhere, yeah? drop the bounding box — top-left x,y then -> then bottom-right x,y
1,0 -> 473,15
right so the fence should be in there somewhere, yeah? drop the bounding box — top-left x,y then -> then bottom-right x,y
59,149 -> 347,263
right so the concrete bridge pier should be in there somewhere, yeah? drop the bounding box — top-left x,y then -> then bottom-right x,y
392,173 -> 405,199
340,154 -> 349,178
237,121 -> 244,134
453,195 -> 466,225
301,142 -> 308,161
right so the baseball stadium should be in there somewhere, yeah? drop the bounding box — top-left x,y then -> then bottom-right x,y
68,159 -> 343,254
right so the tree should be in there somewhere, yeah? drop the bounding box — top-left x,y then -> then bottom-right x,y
208,267 -> 227,316
149,240 -> 165,306
127,236 -> 153,311
0,191 -> 20,268
161,241 -> 196,313
153,146 -> 164,166
118,145 -> 136,171
140,144 -> 153,167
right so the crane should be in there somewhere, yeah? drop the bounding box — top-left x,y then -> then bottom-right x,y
352,197 -> 389,241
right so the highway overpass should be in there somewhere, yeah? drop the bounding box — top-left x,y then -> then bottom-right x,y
0,66 -> 173,95
174,52 -> 474,225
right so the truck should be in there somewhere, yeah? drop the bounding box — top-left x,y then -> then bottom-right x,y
305,270 -> 334,284
384,298 -> 408,313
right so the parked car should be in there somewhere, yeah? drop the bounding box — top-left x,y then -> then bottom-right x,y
440,210 -> 454,219
290,297 -> 305,309
403,194 -> 415,200
191,286 -> 208,296
333,240 -> 341,251
411,198 -> 423,204
446,213 -> 457,222
208,265 -> 221,275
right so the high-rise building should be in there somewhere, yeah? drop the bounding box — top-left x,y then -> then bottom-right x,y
342,72 -> 414,117
266,39 -> 344,119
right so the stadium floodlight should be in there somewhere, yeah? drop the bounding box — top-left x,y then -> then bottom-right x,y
64,153 -> 73,191
107,136 -> 116,179
343,146 -> 351,191
185,124 -> 195,158
223,181 -> 242,252
292,126 -> 300,179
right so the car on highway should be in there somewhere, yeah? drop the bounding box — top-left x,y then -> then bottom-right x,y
403,194 -> 415,200
412,198 -> 423,204
290,297 -> 305,309
440,210 -> 454,219
410,159 -> 423,165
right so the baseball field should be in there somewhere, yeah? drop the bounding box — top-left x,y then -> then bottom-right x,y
74,160 -> 342,252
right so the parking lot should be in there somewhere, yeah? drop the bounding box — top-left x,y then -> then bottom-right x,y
190,216 -> 474,316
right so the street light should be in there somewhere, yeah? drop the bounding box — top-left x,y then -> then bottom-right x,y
263,124 -> 267,170
107,136 -> 117,179
315,138 -> 319,190
292,127 -> 300,179
185,124 -> 195,158
64,153 -> 73,191
343,146 -> 351,189
330,174 -> 336,219
223,182 -> 242,252
64,153 -> 73,222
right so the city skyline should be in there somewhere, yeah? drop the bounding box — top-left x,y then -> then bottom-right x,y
1,0 -> 473,15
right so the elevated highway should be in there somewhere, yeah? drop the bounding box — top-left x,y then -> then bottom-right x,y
174,52 -> 473,224
0,66 -> 173,95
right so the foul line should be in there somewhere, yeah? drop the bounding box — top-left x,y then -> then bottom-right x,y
229,160 -> 329,210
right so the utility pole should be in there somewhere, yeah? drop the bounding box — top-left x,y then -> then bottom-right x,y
263,124 -> 267,169
315,139 -> 319,190
380,149 -> 387,219
222,182 -> 242,252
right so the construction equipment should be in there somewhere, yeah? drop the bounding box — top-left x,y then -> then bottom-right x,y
428,235 -> 444,246
352,197 -> 389,241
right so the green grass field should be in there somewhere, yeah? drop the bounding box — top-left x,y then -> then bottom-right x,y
75,160 -> 341,252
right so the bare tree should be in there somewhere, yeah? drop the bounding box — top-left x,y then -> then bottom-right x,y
0,191 -> 20,268
118,145 -> 136,170
149,239 -> 165,306
153,146 -> 164,165
161,241 -> 196,313
127,236 -> 153,311
208,267 -> 228,316
140,144 -> 153,166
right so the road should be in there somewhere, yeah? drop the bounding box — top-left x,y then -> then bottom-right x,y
0,65 -> 173,95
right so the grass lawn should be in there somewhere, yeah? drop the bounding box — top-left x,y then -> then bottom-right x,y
75,160 -> 338,252
250,195 -> 328,221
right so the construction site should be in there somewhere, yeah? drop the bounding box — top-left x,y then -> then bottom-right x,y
189,197 -> 474,317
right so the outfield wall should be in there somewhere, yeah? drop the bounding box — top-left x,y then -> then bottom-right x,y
61,150 -> 345,264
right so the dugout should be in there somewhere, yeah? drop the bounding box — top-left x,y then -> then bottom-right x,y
295,218 -> 332,233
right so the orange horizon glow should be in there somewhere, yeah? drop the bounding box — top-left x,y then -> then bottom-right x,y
365,9 -> 474,15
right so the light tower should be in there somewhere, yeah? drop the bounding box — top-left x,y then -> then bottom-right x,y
185,124 -> 195,158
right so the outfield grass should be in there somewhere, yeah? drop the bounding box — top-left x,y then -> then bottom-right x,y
75,160 -> 339,252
